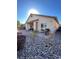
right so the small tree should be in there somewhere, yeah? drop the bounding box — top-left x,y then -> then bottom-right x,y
17,20 -> 20,30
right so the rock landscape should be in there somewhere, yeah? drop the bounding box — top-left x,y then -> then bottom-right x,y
17,28 -> 61,59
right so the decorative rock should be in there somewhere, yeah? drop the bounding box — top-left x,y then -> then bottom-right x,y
17,29 -> 61,59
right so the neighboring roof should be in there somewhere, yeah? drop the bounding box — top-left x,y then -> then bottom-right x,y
25,14 -> 59,24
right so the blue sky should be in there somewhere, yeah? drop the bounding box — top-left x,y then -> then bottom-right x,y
17,0 -> 61,24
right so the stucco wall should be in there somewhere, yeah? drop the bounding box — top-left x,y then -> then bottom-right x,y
27,15 -> 40,22
25,23 -> 30,30
53,19 -> 59,30
38,16 -> 56,32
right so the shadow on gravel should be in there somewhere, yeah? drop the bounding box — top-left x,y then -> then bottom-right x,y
17,35 -> 26,51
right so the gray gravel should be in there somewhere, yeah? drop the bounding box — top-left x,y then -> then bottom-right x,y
17,30 -> 61,59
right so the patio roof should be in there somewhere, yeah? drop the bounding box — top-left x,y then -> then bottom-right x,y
27,19 -> 39,24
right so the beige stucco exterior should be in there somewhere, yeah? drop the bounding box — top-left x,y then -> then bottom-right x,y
25,14 -> 59,32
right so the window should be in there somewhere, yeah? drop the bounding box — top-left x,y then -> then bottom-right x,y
41,24 -> 43,28
45,23 -> 47,28
41,23 -> 47,28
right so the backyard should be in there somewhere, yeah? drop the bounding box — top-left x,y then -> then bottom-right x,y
17,28 -> 61,59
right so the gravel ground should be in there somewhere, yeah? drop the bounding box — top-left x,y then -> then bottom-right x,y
17,30 -> 61,59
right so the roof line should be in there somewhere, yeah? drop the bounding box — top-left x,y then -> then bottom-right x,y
25,14 -> 59,24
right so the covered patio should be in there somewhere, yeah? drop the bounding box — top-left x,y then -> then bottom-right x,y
26,19 -> 39,31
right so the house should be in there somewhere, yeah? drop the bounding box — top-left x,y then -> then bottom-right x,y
25,14 -> 59,32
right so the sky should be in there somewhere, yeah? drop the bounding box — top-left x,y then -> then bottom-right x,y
17,0 -> 61,24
